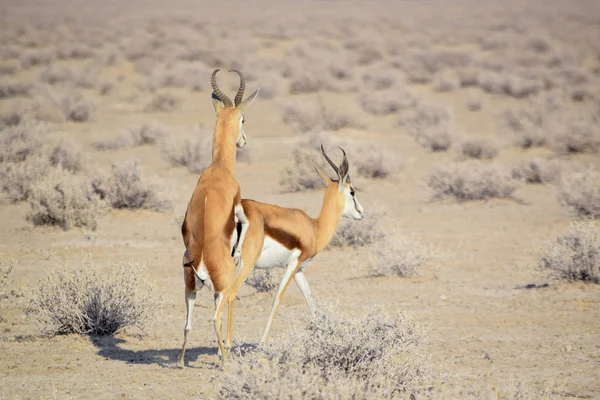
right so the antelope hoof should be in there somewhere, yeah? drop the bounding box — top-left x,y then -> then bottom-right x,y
176,358 -> 185,369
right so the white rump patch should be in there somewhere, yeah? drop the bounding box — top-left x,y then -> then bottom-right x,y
255,236 -> 300,270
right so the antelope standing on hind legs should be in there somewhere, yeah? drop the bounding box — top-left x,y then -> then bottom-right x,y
226,145 -> 364,347
177,69 -> 259,368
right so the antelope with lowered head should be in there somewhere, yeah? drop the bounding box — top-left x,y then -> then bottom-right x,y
177,69 -> 259,368
225,145 -> 364,347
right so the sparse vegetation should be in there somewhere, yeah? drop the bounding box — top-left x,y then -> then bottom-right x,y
281,100 -> 364,134
93,123 -> 166,151
279,149 -> 324,192
27,258 -> 163,335
245,268 -> 282,293
368,237 -> 432,277
459,139 -> 499,160
511,159 -> 561,184
428,162 -> 517,201
557,167 -> 600,218
538,220 -> 600,284
95,160 -> 170,211
159,128 -> 212,173
330,210 -> 386,248
222,304 -> 437,399
26,168 -> 106,230
143,93 -> 181,113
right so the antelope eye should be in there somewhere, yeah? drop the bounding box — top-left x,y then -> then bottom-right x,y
350,188 -> 355,196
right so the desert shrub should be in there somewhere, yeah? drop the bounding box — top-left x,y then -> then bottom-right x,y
159,129 -> 212,173
361,69 -> 397,91
549,113 -> 600,154
20,50 -> 54,68
0,258 -> 15,301
459,139 -> 499,160
432,71 -> 460,92
330,210 -> 385,248
511,159 -> 561,184
1,155 -> 52,202
538,220 -> 600,284
359,88 -> 418,116
557,167 -> 600,218
428,162 -> 517,201
398,103 -> 450,135
281,100 -> 364,134
27,259 -> 163,335
26,168 -> 106,230
143,93 -> 181,112
345,142 -> 402,179
222,304 -> 437,399
279,149 -> 323,192
96,160 -> 170,211
368,237 -> 432,277
0,121 -> 47,164
0,79 -> 32,98
245,268 -> 282,293
55,43 -> 94,60
146,64 -> 206,91
467,93 -> 482,111
0,64 -> 19,76
49,140 -> 84,173
38,65 -> 73,85
414,126 -> 454,152
93,122 -> 166,150
56,92 -> 95,122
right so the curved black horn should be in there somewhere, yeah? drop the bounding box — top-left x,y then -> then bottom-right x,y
211,69 -> 233,107
321,145 -> 339,177
337,147 -> 349,178
229,69 -> 246,107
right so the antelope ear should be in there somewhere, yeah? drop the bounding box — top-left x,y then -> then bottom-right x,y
313,162 -> 331,185
239,88 -> 260,110
212,92 -> 224,114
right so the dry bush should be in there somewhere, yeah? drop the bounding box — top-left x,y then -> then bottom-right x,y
1,155 -> 51,202
549,113 -> 600,155
55,43 -> 94,60
48,140 -> 84,173
143,93 -> 181,113
93,122 -> 166,151
26,168 -> 106,230
54,92 -> 95,122
414,126 -> 454,152
511,159 -> 561,184
279,149 -> 323,192
557,167 -> 600,218
538,220 -> 600,284
0,259 -> 15,301
0,64 -> 20,76
359,88 -> 418,116
20,49 -> 54,68
428,162 -> 517,201
95,160 -> 171,211
281,100 -> 364,134
222,304 -> 437,399
38,65 -> 73,85
432,71 -> 460,92
245,268 -> 282,293
0,121 -> 47,164
27,258 -> 163,335
330,210 -> 386,248
146,64 -> 206,92
459,139 -> 499,160
0,79 -> 32,98
159,129 -> 212,173
368,237 -> 432,277
361,68 -> 397,91
398,103 -> 450,135
467,93 -> 482,111
346,142 -> 402,179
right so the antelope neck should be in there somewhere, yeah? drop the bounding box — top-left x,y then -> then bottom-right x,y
212,116 -> 238,173
315,187 -> 342,253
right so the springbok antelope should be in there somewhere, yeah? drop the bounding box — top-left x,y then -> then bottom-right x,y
177,69 -> 259,368
225,145 -> 364,347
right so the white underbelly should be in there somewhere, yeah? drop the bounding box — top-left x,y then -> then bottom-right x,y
255,236 -> 298,269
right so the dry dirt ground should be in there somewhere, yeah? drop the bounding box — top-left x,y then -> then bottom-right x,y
1,0 -> 599,399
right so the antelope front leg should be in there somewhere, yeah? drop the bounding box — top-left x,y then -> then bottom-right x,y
261,259 -> 300,344
233,204 -> 249,269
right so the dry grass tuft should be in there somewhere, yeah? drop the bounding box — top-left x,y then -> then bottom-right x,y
281,100 -> 364,134
330,210 -> 385,248
27,258 -> 163,335
0,258 -> 15,301
368,236 -> 432,277
0,79 -> 33,98
26,168 -> 106,230
93,123 -> 166,151
428,162 -> 517,201
511,159 -> 561,184
222,304 -> 437,399
55,92 -> 95,122
459,139 -> 499,160
94,160 -> 170,211
359,88 -> 418,116
245,268 -> 283,293
279,149 -> 324,192
538,220 -> 600,284
159,129 -> 212,173
143,93 -> 181,113
557,167 -> 600,218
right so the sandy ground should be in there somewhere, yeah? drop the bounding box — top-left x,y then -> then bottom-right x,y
1,0 -> 600,399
